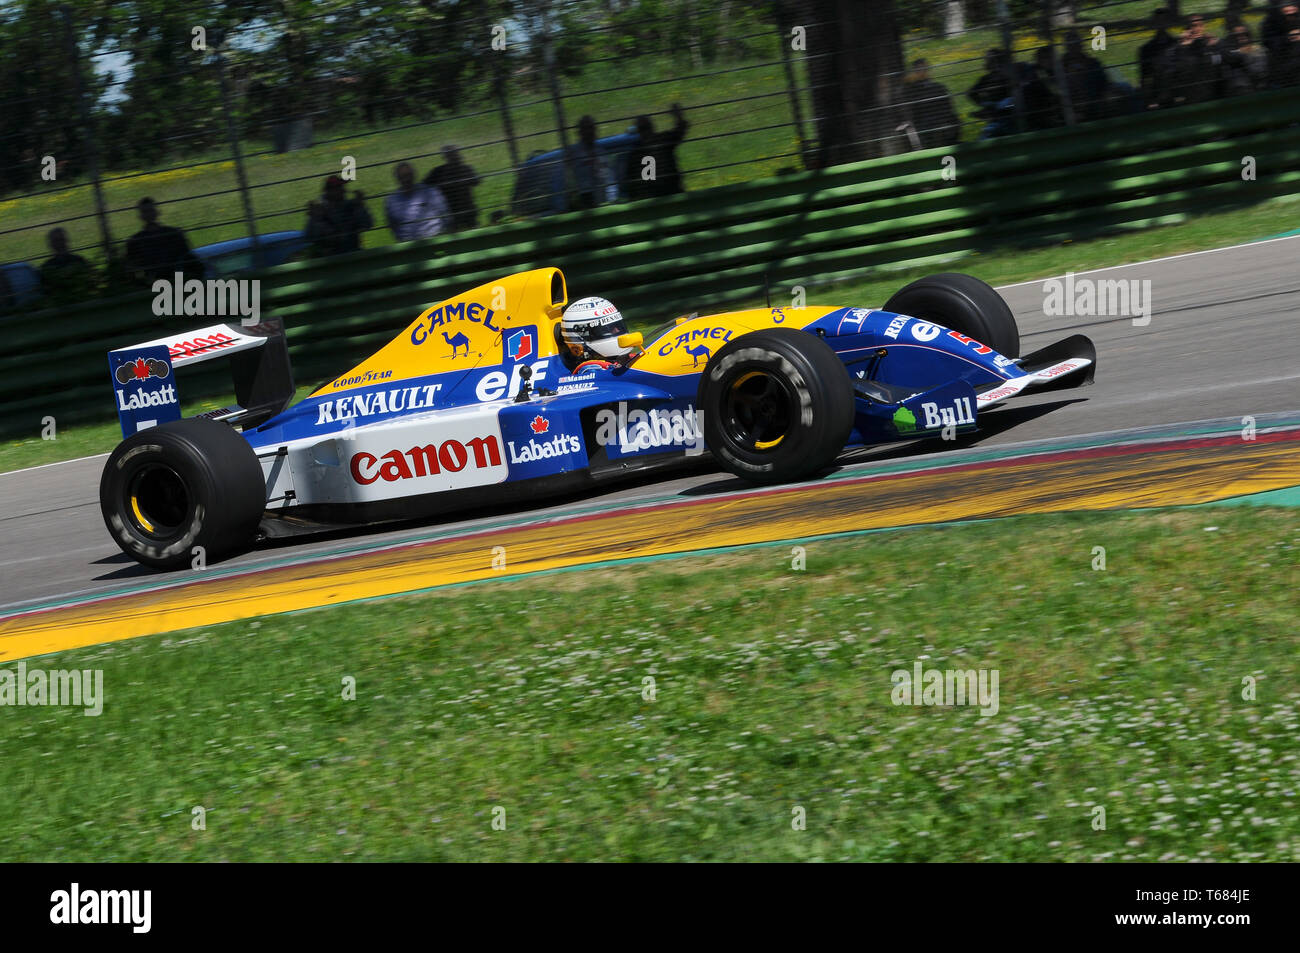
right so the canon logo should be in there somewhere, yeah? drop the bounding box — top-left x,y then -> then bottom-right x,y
350,437 -> 502,485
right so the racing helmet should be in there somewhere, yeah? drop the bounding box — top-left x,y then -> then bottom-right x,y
561,296 -> 633,360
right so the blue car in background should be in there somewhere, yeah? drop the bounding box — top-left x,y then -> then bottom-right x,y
511,131 -> 641,216
192,231 -> 308,278
0,262 -> 42,315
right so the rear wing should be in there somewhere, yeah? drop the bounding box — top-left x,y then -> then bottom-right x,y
108,320 -> 294,438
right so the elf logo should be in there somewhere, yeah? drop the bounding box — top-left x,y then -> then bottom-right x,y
507,329 -> 534,361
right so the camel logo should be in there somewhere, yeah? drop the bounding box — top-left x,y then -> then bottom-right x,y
114,356 -> 170,384
656,326 -> 733,365
443,330 -> 471,358
684,343 -> 710,367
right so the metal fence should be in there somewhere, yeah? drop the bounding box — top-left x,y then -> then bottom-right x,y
0,0 -> 1294,313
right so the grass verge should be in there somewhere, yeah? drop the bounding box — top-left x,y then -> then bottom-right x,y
1,506 -> 1295,861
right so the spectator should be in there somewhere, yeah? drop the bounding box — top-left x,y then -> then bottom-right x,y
1020,51 -> 1062,130
1271,26 -> 1300,86
1164,15 -> 1222,106
38,228 -> 93,303
900,60 -> 960,149
124,198 -> 201,284
1225,24 -> 1268,94
1261,2 -> 1299,57
626,103 -> 690,200
304,175 -> 373,256
385,162 -> 448,242
1061,30 -> 1109,122
569,115 -> 613,209
423,146 -> 481,232
1139,8 -> 1178,107
968,49 -> 1016,137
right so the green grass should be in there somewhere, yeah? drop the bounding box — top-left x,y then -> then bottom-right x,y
1,506 -> 1295,861
6,191 -> 1295,475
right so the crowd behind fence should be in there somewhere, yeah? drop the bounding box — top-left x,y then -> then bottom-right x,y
2,1 -> 1298,317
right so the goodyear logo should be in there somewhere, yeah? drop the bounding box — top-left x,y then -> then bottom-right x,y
410,301 -> 505,345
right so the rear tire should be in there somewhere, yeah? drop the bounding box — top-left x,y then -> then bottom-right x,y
698,328 -> 854,484
99,418 -> 266,571
883,272 -> 1020,358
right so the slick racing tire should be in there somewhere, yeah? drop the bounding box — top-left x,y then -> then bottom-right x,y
883,272 -> 1020,358
699,328 -> 854,484
100,418 -> 266,571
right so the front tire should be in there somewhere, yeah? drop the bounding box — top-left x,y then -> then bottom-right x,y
883,272 -> 1020,358
699,328 -> 854,484
99,418 -> 266,571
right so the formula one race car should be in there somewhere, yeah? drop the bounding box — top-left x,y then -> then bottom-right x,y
100,267 -> 1095,569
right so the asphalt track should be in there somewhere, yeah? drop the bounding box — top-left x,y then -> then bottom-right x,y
1,236 -> 1298,644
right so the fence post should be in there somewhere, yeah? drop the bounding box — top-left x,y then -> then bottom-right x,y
213,38 -> 260,259
776,11 -> 812,167
540,4 -> 575,208
58,6 -> 114,264
494,67 -> 521,171
996,0 -> 1026,135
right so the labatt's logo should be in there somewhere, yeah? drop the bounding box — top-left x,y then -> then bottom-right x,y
595,403 -> 704,452
116,385 -> 177,411
350,435 -> 502,485
410,300 -> 504,345
508,414 -> 581,463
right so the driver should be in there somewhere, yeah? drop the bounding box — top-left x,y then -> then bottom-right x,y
560,296 -> 641,372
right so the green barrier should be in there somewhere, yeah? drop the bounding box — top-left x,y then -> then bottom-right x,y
4,90 -> 1300,440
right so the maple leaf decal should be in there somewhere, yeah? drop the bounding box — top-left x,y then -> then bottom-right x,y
133,358 -> 149,379
529,415 -> 549,434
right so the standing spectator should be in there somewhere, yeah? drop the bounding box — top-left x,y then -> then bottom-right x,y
125,198 -> 201,284
1020,51 -> 1062,130
423,146 -> 481,232
39,228 -> 93,303
1225,24 -> 1268,94
968,49 -> 1016,137
569,115 -> 613,209
1139,8 -> 1178,107
1061,30 -> 1109,122
626,103 -> 690,200
304,175 -> 373,257
1271,25 -> 1300,86
900,60 -> 960,149
1165,15 -> 1221,105
1262,2 -> 1299,57
385,162 -> 448,242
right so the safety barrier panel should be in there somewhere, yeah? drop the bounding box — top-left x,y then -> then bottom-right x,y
3,89 -> 1297,438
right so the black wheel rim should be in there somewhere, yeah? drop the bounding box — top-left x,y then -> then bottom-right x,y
722,369 -> 794,452
124,464 -> 190,538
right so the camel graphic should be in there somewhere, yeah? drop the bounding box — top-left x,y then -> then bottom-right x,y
443,330 -> 470,357
684,342 -> 711,367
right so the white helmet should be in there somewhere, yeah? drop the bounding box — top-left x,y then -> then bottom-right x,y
561,296 -> 632,359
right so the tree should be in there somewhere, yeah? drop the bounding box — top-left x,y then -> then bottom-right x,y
793,0 -> 906,167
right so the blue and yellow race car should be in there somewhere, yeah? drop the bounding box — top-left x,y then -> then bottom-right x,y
99,267 -> 1095,569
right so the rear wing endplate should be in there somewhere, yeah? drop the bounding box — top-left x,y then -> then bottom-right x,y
107,320 -> 294,439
